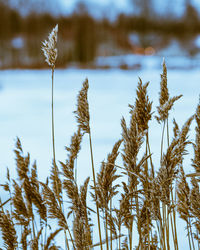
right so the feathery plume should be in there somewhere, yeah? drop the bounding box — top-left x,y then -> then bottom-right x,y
156,116 -> 193,205
177,166 -> 191,223
74,79 -> 90,133
42,24 -> 58,68
156,95 -> 182,123
191,98 -> 200,176
190,178 -> 200,241
133,78 -> 152,134
173,118 -> 180,138
121,109 -> 143,189
159,59 -> 169,106
44,228 -> 62,250
94,140 -> 122,209
41,183 -> 68,230
12,180 -> 29,225
61,128 -> 83,181
50,162 -> 62,203
0,210 -> 18,249
14,137 -> 30,181
155,60 -> 182,123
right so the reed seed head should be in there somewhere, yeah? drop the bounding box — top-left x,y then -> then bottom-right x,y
177,166 -> 191,223
74,79 -> 90,133
134,78 -> 152,134
156,60 -> 182,123
159,58 -> 169,106
192,98 -> 200,175
190,177 -> 200,237
42,24 -> 58,68
0,210 -> 18,249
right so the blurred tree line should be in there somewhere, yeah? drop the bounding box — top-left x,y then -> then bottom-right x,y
0,0 -> 200,68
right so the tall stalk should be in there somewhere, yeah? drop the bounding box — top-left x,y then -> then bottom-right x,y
188,218 -> 195,250
161,120 -> 166,160
74,79 -> 103,248
89,132 -> 103,250
51,67 -> 71,250
146,131 -> 154,178
42,25 -> 72,250
41,25 -> 58,166
167,118 -> 179,250
145,135 -> 150,250
135,187 -> 143,249
110,199 -> 113,250
118,226 -> 121,249
170,180 -> 179,250
160,120 -> 167,250
129,218 -> 133,250
105,210 -> 109,250
51,67 -> 56,166
187,222 -> 192,250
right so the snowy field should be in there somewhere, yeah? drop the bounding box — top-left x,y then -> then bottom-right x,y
0,65 -> 199,249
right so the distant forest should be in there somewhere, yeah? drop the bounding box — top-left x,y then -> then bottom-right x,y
0,0 -> 200,68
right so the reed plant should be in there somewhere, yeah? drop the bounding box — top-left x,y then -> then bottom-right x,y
0,25 -> 200,250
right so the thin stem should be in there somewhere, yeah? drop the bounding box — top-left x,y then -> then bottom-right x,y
75,157 -> 77,184
135,186 -> 142,249
119,227 -> 121,250
64,230 -> 70,250
156,220 -> 162,248
166,118 -> 170,147
28,219 -> 33,241
146,130 -> 154,178
51,67 -> 56,166
160,120 -> 168,250
105,210 -> 109,250
62,208 -> 75,249
161,120 -> 166,160
32,214 -> 36,239
166,117 -> 179,250
170,210 -> 176,249
44,219 -> 48,247
147,217 -> 150,250
197,226 -> 200,250
145,134 -> 150,249
171,189 -> 179,250
9,189 -> 13,216
129,219 -> 133,250
162,203 -> 166,250
187,222 -> 192,250
158,207 -> 165,250
188,217 -> 195,250
166,206 -> 170,250
59,199 -> 72,249
89,132 -> 103,250
51,67 -> 72,250
110,199 -> 113,250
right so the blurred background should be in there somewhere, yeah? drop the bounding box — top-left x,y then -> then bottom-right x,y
0,1 -> 200,248
1,0 -> 200,69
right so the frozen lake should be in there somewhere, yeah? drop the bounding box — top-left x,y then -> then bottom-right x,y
0,66 -> 199,249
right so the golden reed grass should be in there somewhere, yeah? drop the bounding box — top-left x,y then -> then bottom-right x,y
0,25 -> 199,250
